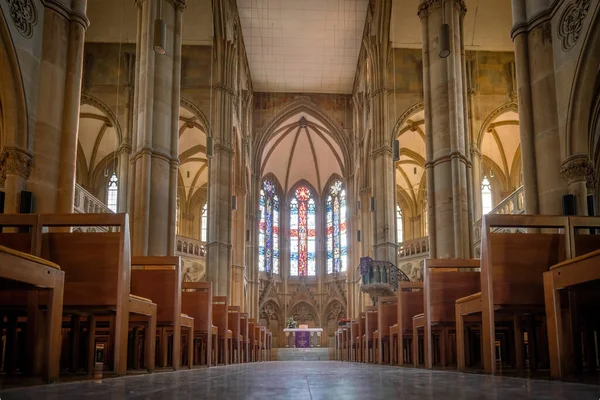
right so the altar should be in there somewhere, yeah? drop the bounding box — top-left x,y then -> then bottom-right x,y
283,327 -> 323,348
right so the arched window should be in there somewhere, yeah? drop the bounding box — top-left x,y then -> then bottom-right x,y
423,199 -> 428,236
396,205 -> 403,243
258,180 -> 280,274
107,173 -> 118,212
290,186 -> 316,276
326,180 -> 347,274
482,176 -> 493,215
201,203 -> 208,242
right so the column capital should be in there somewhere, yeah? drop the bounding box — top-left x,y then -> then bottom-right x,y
418,0 -> 467,19
560,154 -> 596,189
0,147 -> 32,185
470,143 -> 482,157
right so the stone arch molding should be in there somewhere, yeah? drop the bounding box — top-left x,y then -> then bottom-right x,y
476,102 -> 518,148
566,1 -> 600,159
288,301 -> 319,323
254,97 -> 352,175
180,97 -> 210,136
0,8 -> 28,150
80,93 -> 124,144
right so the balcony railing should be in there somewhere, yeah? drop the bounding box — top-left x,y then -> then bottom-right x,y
398,236 -> 429,259
74,183 -> 114,214
473,185 -> 525,257
359,256 -> 409,304
176,236 -> 205,259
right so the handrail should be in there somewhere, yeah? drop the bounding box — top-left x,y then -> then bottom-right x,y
176,235 -> 206,258
397,236 -> 429,258
74,183 -> 114,214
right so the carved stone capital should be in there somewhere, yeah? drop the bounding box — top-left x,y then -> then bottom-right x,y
560,155 -> 595,186
0,148 -> 32,185
470,143 -> 482,157
418,0 -> 467,19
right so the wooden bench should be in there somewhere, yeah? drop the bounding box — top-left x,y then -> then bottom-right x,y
545,216 -> 600,379
376,296 -> 397,364
362,306 -> 377,363
36,213 -> 157,375
390,282 -> 423,366
212,296 -> 231,365
349,319 -> 360,362
0,214 -> 64,382
227,306 -> 241,363
130,256 -> 193,370
415,259 -> 480,368
248,318 -> 258,362
240,313 -> 249,363
181,281 -> 215,366
456,214 -> 570,374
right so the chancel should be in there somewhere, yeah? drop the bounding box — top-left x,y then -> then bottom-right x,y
1,0 -> 600,398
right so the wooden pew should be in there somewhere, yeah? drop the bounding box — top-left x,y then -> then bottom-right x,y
0,215 -> 64,382
545,216 -> 600,379
376,296 -> 397,364
130,256 -> 193,370
266,330 -> 272,361
415,259 -> 480,369
212,296 -> 231,365
362,306 -> 377,363
248,318 -> 258,362
356,313 -> 365,362
181,282 -> 215,367
455,214 -> 570,375
36,213 -> 157,375
227,306 -> 241,363
391,282 -> 423,366
259,325 -> 267,361
240,313 -> 249,363
349,319 -> 360,362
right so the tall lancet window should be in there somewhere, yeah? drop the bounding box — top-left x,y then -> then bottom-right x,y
482,176 -> 493,215
326,180 -> 347,274
258,180 -> 280,274
201,203 -> 208,242
290,186 -> 316,276
396,205 -> 403,243
107,173 -> 118,213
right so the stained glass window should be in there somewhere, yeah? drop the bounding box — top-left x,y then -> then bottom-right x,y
396,205 -> 403,243
326,180 -> 347,274
201,203 -> 207,242
290,186 -> 316,276
259,180 -> 280,274
482,177 -> 492,215
107,173 -> 118,212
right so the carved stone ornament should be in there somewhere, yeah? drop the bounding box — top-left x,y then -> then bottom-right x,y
418,0 -> 467,19
5,0 -> 38,38
558,0 -> 591,51
560,155 -> 594,186
0,148 -> 32,185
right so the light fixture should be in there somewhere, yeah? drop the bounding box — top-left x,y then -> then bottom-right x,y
370,196 -> 375,212
393,139 -> 400,162
232,195 -> 237,211
186,171 -> 190,178
357,230 -> 361,243
439,23 -> 450,58
153,1 -> 166,55
490,168 -> 494,178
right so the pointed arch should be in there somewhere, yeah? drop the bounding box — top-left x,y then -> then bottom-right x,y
288,180 -> 318,277
258,174 -> 283,275
324,176 -> 348,274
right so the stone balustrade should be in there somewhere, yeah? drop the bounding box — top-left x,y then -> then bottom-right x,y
397,236 -> 429,260
74,183 -> 114,214
473,185 -> 525,257
176,236 -> 206,259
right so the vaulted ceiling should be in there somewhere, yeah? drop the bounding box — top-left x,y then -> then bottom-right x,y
238,0 -> 368,94
480,110 -> 521,185
178,106 -> 208,206
395,109 -> 426,211
261,113 -> 345,195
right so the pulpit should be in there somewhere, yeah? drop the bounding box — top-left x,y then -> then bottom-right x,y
283,326 -> 323,348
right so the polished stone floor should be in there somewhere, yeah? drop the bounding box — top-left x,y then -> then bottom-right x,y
1,362 -> 599,400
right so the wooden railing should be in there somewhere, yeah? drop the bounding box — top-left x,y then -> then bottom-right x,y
473,185 -> 525,257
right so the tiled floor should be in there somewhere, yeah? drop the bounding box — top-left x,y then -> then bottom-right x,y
0,362 -> 599,400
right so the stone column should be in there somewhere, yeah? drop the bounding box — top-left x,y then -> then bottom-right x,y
118,53 -> 135,213
130,0 -> 184,256
27,1 -> 89,213
560,155 -> 595,215
0,149 -> 32,212
231,185 -> 247,308
470,144 -> 483,220
511,0 -> 563,215
205,35 -> 237,297
246,172 -> 261,317
419,0 -> 470,258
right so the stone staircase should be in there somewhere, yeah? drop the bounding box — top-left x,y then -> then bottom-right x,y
273,348 -> 331,361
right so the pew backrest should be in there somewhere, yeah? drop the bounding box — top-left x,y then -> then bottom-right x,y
131,256 -> 181,322
481,214 -> 570,307
181,281 -> 212,333
398,282 -> 424,330
212,296 -> 228,336
424,259 -> 480,323
228,306 -> 241,338
377,296 -> 397,335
